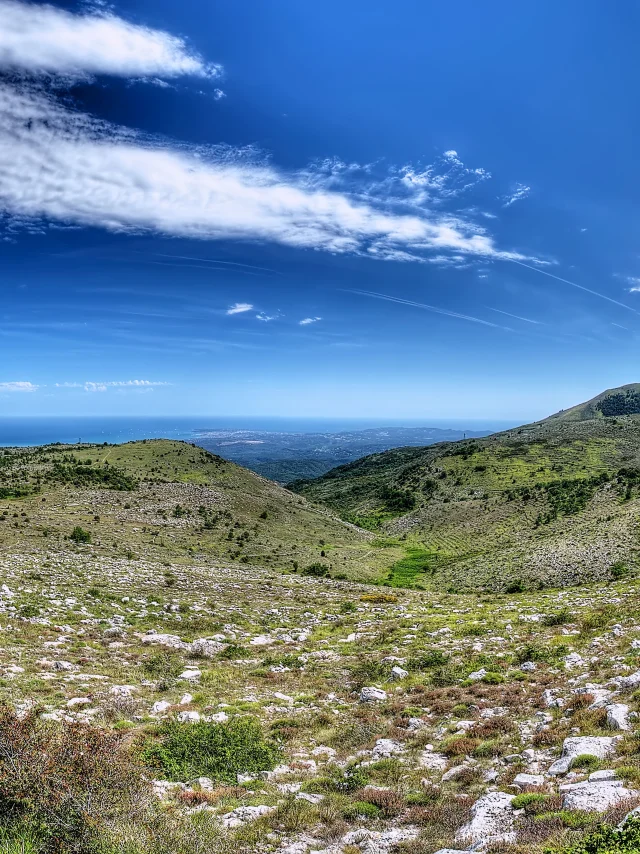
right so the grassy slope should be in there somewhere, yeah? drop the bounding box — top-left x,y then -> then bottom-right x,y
0,439 -> 403,583
292,405 -> 640,592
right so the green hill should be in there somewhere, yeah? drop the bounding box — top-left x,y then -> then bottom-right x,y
292,385 -> 640,592
0,439 -> 401,582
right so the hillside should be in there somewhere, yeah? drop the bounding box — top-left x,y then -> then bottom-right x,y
3,436 -> 640,854
292,387 -> 640,592
0,439 -> 402,583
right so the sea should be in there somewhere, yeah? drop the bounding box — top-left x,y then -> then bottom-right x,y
0,416 -> 517,447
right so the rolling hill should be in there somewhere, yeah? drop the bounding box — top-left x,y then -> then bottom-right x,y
0,439 -> 403,583
292,385 -> 640,592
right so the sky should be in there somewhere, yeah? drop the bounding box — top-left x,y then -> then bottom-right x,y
2,0 -> 640,421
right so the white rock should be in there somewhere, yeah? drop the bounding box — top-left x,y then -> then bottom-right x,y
520,661 -> 536,672
590,770 -> 617,781
548,736 -> 619,775
180,693 -> 193,705
141,632 -> 188,650
419,751 -> 448,771
151,700 -> 172,715
359,686 -> 387,703
562,781 -> 638,812
564,652 -> 585,669
178,668 -> 201,681
66,697 -> 91,707
250,635 -> 275,646
391,665 -> 408,680
467,668 -> 487,681
611,670 -> 640,691
190,638 -> 225,658
513,773 -> 545,788
340,827 -> 419,852
295,792 -> 323,804
311,745 -> 336,758
455,792 -> 516,846
372,738 -> 404,760
607,703 -> 631,731
176,710 -> 200,723
221,805 -> 275,828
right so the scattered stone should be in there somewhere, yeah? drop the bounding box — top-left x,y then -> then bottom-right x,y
548,736 -> 619,775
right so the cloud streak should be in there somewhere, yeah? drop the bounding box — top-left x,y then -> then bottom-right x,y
347,289 -> 511,330
299,317 -> 322,325
226,303 -> 253,315
508,259 -> 640,314
0,0 -> 220,80
0,82 -> 538,266
55,379 -> 170,392
0,381 -> 38,392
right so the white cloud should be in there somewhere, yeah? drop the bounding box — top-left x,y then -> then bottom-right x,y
299,317 -> 322,325
226,303 -> 253,315
502,183 -> 531,207
56,379 -> 170,392
256,312 -> 280,322
0,84 -> 538,265
0,0 -> 220,80
0,380 -> 38,392
213,88 -> 226,100
623,276 -> 640,292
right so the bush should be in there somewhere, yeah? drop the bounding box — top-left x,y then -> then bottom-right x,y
407,649 -> 449,670
543,817 -> 640,852
141,716 -> 279,783
0,705 -> 150,852
301,563 -> 330,578
342,800 -> 380,819
569,753 -> 601,771
359,592 -> 398,604
69,526 -> 91,544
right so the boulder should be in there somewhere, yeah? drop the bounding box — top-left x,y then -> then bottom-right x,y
607,703 -> 631,731
359,686 -> 387,703
548,736 -> 619,775
455,792 -> 516,846
190,638 -> 225,658
221,805 -> 275,828
562,781 -> 638,812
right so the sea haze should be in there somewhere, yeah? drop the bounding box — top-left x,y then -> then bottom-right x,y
0,416 -> 515,481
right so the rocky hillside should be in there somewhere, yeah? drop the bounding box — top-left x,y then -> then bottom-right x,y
2,434 -> 640,853
292,387 -> 640,592
0,439 -> 402,583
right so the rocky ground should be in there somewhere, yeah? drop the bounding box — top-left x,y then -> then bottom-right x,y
4,537 -> 640,853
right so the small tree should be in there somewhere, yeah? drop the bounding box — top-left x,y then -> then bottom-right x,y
69,526 -> 91,544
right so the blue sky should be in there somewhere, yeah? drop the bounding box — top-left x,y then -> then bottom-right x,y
2,0 -> 640,420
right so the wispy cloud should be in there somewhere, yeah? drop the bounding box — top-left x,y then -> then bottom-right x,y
226,302 -> 253,315
487,307 -> 542,324
502,183 -> 531,207
0,79 -> 539,266
0,380 -> 38,392
0,0 -> 221,80
256,312 -> 281,322
55,379 -> 170,392
299,317 -> 322,325
509,260 -> 640,314
622,276 -> 640,293
347,289 -> 510,330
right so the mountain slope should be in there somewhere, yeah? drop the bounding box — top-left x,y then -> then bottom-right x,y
292,386 -> 640,591
0,439 -> 402,582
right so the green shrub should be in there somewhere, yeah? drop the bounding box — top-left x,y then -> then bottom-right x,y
141,716 -> 279,783
342,800 -> 380,819
301,563 -> 330,578
69,526 -> 91,544
570,754 -> 601,771
543,818 -> 640,852
407,649 -> 449,670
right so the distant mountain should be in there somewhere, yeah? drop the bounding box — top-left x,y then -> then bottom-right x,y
194,425 -> 493,481
292,385 -> 640,593
541,383 -> 640,423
